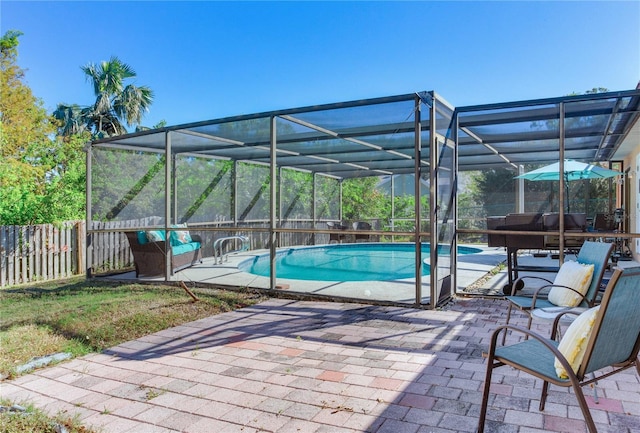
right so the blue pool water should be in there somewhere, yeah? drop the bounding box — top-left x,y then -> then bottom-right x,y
238,243 -> 482,282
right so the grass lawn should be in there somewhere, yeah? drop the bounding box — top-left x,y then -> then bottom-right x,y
0,276 -> 267,432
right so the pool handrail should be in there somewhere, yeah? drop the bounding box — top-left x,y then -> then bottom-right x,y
213,235 -> 250,264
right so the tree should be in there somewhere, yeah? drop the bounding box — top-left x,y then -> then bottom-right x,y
55,56 -> 153,138
467,168 -> 517,217
52,103 -> 89,137
39,133 -> 89,222
0,30 -> 59,224
0,30 -> 53,161
341,177 -> 389,221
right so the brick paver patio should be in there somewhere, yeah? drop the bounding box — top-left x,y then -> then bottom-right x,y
2,297 -> 639,432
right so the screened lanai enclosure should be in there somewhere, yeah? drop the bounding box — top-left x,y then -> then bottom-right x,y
87,89 -> 640,308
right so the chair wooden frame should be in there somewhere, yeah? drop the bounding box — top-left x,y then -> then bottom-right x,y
478,267 -> 640,433
502,241 -> 614,344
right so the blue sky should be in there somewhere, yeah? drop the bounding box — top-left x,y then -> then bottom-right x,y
3,1 -> 639,130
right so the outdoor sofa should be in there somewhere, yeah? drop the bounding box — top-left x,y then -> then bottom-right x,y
125,228 -> 202,277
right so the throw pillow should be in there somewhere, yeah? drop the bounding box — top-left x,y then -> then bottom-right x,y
146,230 -> 165,243
136,231 -> 148,245
547,261 -> 595,307
554,305 -> 600,379
169,224 -> 193,246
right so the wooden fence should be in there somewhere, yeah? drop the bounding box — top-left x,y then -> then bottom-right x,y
1,218 -> 383,288
0,219 -> 325,287
0,221 -> 85,287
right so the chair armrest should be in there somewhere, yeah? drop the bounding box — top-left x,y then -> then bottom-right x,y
550,310 -> 583,339
531,283 -> 588,308
190,234 -> 202,243
133,240 -> 169,254
509,275 -> 554,296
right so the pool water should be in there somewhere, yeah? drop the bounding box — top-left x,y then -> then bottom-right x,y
238,243 -> 482,282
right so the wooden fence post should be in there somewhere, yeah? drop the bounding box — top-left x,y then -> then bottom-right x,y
76,221 -> 85,275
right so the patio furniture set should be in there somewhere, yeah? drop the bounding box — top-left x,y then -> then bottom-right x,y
326,221 -> 374,243
479,240 -> 640,432
479,263 -> 640,433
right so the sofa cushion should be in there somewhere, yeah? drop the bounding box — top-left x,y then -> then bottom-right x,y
170,224 -> 193,246
172,242 -> 201,255
146,230 -> 166,243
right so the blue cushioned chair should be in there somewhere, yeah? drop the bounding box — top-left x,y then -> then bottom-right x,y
502,241 -> 614,344
478,266 -> 640,433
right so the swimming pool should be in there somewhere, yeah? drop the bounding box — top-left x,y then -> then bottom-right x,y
238,243 -> 482,282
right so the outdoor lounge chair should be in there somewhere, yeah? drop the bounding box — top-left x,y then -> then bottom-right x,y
502,241 -> 614,344
478,266 -> 640,433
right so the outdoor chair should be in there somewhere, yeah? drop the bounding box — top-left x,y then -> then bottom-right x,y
478,266 -> 640,433
592,212 -> 617,232
502,241 -> 614,344
352,221 -> 372,242
327,221 -> 347,243
125,228 -> 202,277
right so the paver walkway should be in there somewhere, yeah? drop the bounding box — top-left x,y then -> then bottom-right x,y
2,298 -> 639,432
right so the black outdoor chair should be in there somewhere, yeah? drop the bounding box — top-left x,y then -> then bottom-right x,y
326,221 -> 347,243
352,221 -> 372,242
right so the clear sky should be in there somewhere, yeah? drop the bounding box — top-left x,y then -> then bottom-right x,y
3,1 -> 639,130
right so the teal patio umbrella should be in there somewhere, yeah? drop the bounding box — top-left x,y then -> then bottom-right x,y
515,159 -> 622,211
515,159 -> 622,182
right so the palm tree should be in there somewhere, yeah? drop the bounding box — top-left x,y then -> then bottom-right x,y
52,103 -> 89,137
57,56 -> 153,138
82,56 -> 153,137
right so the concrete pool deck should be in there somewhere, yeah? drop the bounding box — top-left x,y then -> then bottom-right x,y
102,244 -> 509,305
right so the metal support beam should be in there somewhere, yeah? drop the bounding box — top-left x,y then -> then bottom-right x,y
559,103 -> 566,264
172,154 -> 178,223
312,173 -> 317,245
85,142 -> 93,278
414,95 -> 423,305
279,166 -> 283,232
339,180 -> 343,221
233,161 -> 238,225
429,97 -> 438,309
391,175 -> 396,233
517,164 -> 525,213
451,113 -> 459,297
269,116 -> 277,290
165,131 -> 172,280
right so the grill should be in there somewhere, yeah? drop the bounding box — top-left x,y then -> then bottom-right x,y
487,213 -> 587,293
